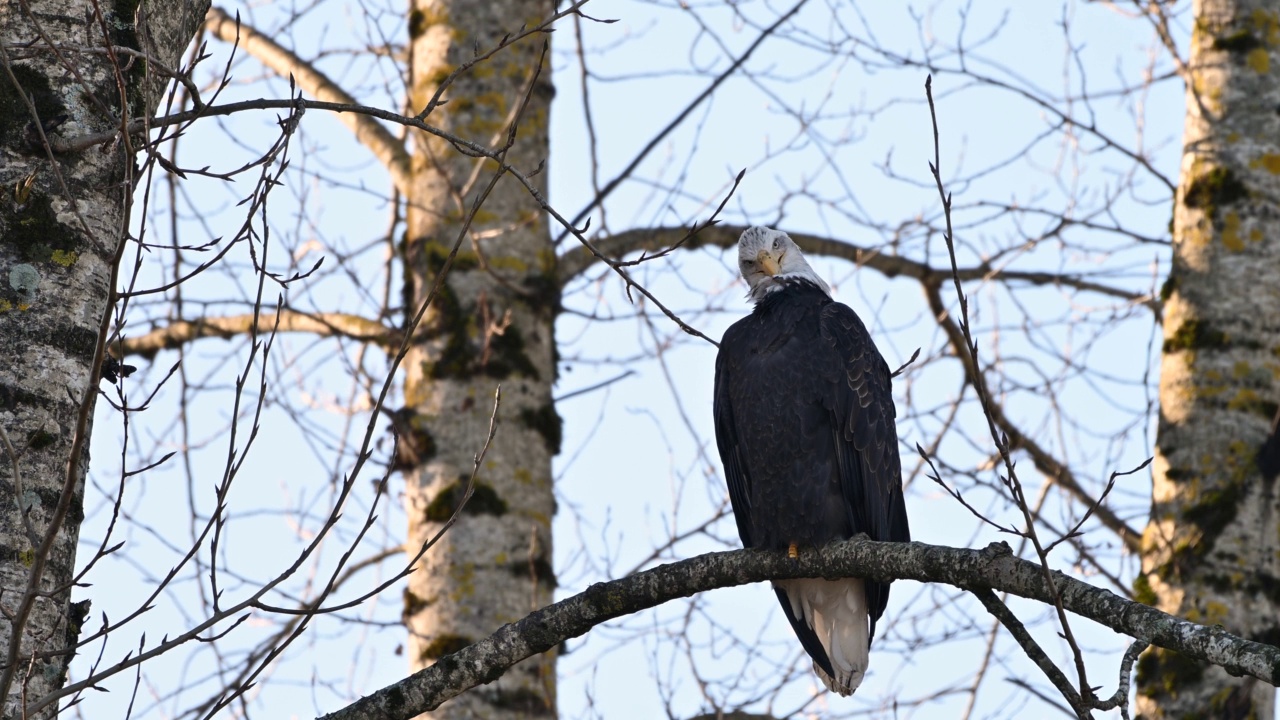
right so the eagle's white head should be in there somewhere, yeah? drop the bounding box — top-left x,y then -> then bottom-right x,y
737,226 -> 831,303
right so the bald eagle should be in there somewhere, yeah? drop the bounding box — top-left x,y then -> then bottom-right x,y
713,226 -> 910,695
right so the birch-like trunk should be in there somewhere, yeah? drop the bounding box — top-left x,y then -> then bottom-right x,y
400,1 -> 559,717
0,1 -> 206,717
1139,0 -> 1280,715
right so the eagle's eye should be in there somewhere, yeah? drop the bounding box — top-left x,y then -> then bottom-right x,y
772,238 -> 781,250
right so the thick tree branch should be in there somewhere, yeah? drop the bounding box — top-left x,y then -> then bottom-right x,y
558,225 -> 1156,313
319,539 -> 1276,720
205,6 -> 413,195
115,310 -> 399,358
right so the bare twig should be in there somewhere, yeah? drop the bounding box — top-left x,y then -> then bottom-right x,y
1092,641 -> 1146,720
204,7 -> 413,195
924,73 -> 1093,703
554,0 -> 811,245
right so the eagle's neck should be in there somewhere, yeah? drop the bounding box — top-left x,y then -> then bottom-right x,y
749,275 -> 831,305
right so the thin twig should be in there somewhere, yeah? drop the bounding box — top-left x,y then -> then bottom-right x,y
1091,641 -> 1146,719
554,0 -> 811,245
924,74 -> 1093,702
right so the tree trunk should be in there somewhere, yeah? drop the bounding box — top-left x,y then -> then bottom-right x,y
400,1 -> 559,717
0,1 -> 207,717
1139,0 -> 1280,716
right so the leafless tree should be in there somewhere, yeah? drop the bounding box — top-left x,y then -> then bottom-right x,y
1,1 -> 1275,719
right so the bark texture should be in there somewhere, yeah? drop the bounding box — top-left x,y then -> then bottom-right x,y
323,539 -> 1280,720
0,1 -> 207,717
1140,0 -> 1280,716
400,1 -> 559,718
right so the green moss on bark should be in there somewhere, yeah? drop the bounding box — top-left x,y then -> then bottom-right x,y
1163,319 -> 1228,353
0,63 -> 66,148
108,0 -> 150,118
1133,573 -> 1158,606
508,556 -> 556,587
1137,647 -> 1206,699
1184,167 -> 1248,221
389,408 -> 437,470
408,9 -> 429,39
424,478 -> 508,522
1215,29 -> 1263,53
1253,625 -> 1280,648
26,429 -> 57,451
1,191 -> 79,264
485,686 -> 553,714
0,382 -> 44,412
1228,392 -> 1278,420
425,280 -> 539,381
402,589 -> 432,623
485,324 -> 538,379
419,633 -> 473,662
1183,478 -> 1244,542
523,270 -> 561,318
407,5 -> 449,41
519,404 -> 562,455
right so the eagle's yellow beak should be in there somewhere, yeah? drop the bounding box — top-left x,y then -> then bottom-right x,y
757,250 -> 781,276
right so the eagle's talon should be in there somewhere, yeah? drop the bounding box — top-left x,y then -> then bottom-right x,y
788,543 -> 799,559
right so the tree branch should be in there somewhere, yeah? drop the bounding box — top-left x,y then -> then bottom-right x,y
204,6 -> 413,196
319,539 -> 1276,720
555,222 -> 1146,551
115,310 -> 399,358
558,225 -> 1156,313
555,0 -> 810,244
921,281 -> 1143,551
971,588 -> 1088,719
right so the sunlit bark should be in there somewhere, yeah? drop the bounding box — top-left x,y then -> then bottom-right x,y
400,0 -> 559,717
1140,0 -> 1280,715
0,1 -> 207,717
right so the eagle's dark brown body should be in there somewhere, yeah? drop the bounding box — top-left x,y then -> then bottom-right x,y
713,278 -> 910,693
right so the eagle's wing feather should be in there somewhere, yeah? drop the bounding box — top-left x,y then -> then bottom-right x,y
820,302 -> 911,635
714,321 -> 755,548
714,286 -> 909,692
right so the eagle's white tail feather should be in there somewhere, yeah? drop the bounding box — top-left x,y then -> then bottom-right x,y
775,578 -> 870,696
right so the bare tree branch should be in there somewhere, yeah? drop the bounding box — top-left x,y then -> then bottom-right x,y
554,0 -> 811,244
204,6 -> 413,195
971,588 -> 1087,719
554,221 -> 1146,551
318,539 -> 1277,720
115,309 -> 399,358
559,225 -> 1156,313
923,281 -> 1142,551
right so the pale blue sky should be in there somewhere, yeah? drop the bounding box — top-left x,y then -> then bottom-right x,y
68,1 -> 1189,718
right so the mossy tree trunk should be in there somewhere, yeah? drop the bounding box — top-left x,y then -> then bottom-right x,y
0,1 -> 207,717
400,0 -> 560,717
1139,0 -> 1280,715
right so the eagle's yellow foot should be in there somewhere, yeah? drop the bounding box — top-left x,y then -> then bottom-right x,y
787,542 -> 799,559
